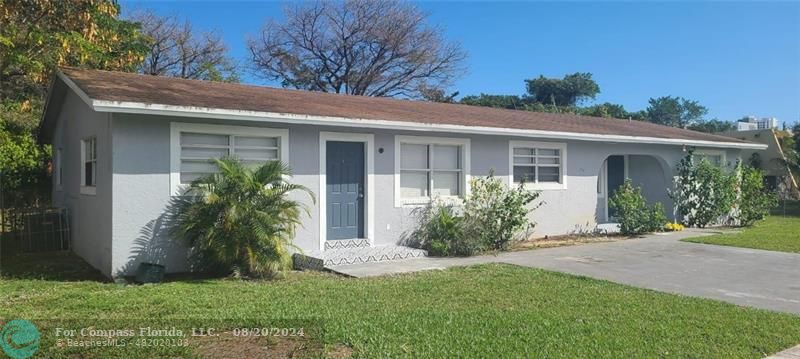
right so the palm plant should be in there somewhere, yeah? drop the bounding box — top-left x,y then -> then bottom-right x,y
171,157 -> 314,278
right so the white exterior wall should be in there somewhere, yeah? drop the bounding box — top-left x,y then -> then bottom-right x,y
51,91 -> 114,275
51,111 -> 743,277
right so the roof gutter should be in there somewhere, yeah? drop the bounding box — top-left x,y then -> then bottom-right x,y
57,72 -> 768,150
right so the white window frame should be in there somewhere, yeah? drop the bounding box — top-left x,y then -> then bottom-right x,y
169,122 -> 289,196
55,147 -> 63,191
80,137 -> 97,195
394,135 -> 471,207
508,140 -> 567,190
694,149 -> 727,167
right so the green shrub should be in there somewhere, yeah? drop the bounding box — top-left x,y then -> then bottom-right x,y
609,179 -> 667,235
671,151 -> 737,228
737,165 -> 777,226
0,104 -> 51,207
171,157 -> 314,278
462,172 -> 542,251
411,172 -> 542,256
412,205 -> 479,256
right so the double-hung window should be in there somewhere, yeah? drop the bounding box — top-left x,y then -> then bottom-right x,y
171,123 -> 289,194
80,137 -> 97,195
396,136 -> 470,206
509,141 -> 567,189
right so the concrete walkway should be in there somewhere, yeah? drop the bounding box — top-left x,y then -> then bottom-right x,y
768,345 -> 800,359
331,229 -> 800,315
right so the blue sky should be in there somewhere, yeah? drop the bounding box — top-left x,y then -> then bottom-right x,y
121,1 -> 800,125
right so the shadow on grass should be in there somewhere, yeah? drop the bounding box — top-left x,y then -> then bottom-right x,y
0,249 -> 109,282
0,246 -> 228,284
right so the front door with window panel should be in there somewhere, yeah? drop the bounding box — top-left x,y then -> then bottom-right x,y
326,141 -> 365,240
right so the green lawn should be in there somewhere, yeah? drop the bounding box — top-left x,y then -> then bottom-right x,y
1,255 -> 799,358
683,201 -> 800,253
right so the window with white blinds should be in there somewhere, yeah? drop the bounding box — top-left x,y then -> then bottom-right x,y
400,143 -> 462,199
179,132 -> 281,183
394,136 -> 470,206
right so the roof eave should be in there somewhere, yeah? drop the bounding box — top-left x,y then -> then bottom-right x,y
61,74 -> 768,150
89,100 -> 766,150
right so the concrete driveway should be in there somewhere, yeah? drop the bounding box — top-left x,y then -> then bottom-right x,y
332,229 -> 800,315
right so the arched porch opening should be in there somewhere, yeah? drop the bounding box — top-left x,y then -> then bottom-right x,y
596,154 -> 674,223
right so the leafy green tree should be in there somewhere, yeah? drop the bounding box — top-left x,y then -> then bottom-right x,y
688,119 -> 736,133
171,158 -> 314,278
524,72 -> 600,107
580,102 -> 629,119
0,101 -> 50,206
0,0 -> 150,101
737,165 -> 777,226
459,94 -> 528,109
645,96 -> 708,128
0,0 -> 149,206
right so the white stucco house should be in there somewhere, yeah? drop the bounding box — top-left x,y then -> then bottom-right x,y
40,68 -> 766,278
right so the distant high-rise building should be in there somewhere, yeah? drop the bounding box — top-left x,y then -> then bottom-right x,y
737,116 -> 778,131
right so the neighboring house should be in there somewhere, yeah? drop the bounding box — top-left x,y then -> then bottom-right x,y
721,129 -> 799,197
39,68 -> 765,278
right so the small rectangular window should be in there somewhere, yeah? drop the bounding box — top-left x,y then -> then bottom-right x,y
512,148 -> 561,183
84,137 -> 96,186
81,137 -> 97,194
510,141 -> 566,189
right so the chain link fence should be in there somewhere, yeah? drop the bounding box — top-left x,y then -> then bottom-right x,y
1,207 -> 70,253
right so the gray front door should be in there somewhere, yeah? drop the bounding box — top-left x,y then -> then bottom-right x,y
607,155 -> 626,220
326,141 -> 365,240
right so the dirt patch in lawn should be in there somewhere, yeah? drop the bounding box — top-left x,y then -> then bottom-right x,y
192,330 -> 351,358
512,234 -> 626,251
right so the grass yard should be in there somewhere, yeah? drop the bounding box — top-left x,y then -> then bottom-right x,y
1,254 -> 800,358
682,200 -> 800,253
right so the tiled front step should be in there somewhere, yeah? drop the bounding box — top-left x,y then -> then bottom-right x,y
324,238 -> 371,250
293,245 -> 427,270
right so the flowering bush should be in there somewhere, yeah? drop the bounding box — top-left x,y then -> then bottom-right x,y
671,151 -> 776,228
670,150 -> 737,228
664,222 -> 685,231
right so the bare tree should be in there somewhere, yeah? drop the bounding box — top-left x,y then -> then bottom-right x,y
131,10 -> 238,82
247,0 -> 466,98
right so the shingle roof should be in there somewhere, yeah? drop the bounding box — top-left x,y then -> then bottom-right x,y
58,67 -> 748,145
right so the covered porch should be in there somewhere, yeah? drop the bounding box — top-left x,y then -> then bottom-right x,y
597,154 -> 675,224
